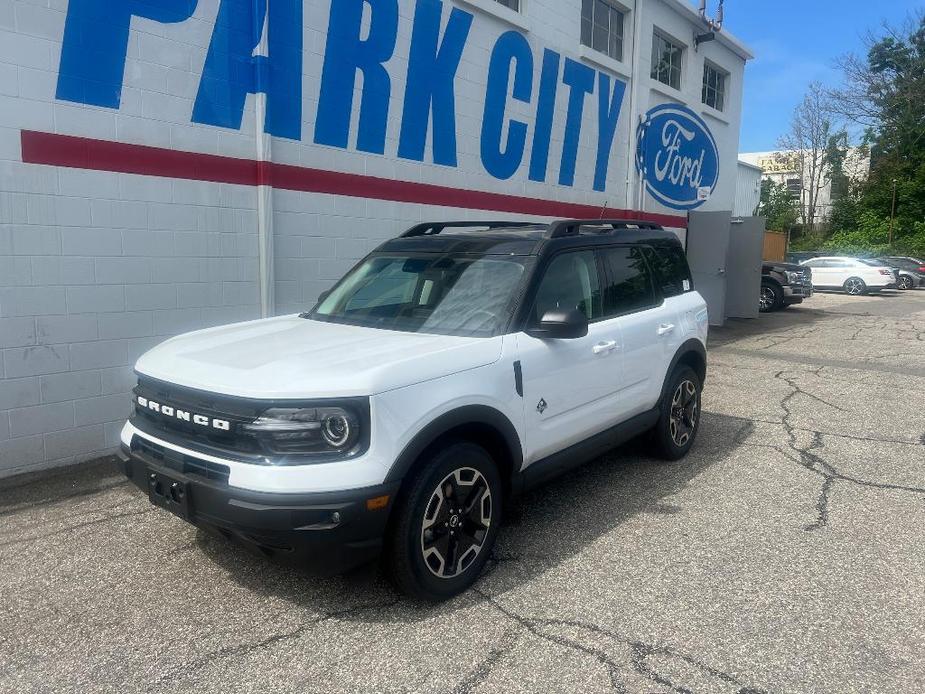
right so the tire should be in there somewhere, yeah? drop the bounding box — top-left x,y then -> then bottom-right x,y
843,277 -> 867,295
898,275 -> 914,290
650,366 -> 702,461
384,441 -> 502,600
759,283 -> 782,313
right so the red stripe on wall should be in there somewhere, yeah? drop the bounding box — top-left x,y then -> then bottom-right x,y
20,130 -> 687,228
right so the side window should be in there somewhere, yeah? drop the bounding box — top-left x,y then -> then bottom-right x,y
643,245 -> 691,298
600,246 -> 657,317
532,250 -> 602,323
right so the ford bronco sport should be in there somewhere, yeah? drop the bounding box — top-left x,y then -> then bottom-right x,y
120,219 -> 709,600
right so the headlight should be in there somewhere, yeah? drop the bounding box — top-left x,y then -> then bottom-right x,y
242,403 -> 366,459
786,271 -> 804,284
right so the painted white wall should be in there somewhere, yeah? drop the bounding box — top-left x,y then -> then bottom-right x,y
0,0 -> 751,476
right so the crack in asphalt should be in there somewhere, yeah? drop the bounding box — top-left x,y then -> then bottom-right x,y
772,370 -> 925,532
472,584 -> 767,694
0,480 -> 131,518
0,507 -> 155,549
450,626 -> 524,694
148,597 -> 402,690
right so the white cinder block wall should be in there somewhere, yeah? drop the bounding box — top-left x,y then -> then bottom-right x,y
0,0 -> 751,476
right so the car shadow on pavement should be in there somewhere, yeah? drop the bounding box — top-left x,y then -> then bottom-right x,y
193,411 -> 754,619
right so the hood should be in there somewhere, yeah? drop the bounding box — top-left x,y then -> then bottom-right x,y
134,315 -> 504,399
765,261 -> 805,271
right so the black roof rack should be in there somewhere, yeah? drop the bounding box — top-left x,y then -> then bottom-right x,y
545,219 -> 665,238
400,221 -> 538,237
399,218 -> 667,240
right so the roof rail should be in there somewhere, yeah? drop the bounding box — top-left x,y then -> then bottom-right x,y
400,221 -> 537,238
546,219 -> 665,239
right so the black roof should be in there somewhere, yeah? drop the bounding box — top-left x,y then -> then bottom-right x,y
378,219 -> 683,256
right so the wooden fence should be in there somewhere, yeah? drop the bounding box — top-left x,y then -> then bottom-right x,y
763,231 -> 788,261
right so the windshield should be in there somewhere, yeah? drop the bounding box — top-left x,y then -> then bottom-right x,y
310,253 -> 529,337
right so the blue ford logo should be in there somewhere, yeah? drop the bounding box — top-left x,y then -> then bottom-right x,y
636,105 -> 719,211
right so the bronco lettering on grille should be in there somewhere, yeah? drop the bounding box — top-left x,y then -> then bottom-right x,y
136,396 -> 231,431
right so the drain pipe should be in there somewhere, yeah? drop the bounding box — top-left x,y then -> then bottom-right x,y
254,3 -> 274,318
626,0 -> 644,214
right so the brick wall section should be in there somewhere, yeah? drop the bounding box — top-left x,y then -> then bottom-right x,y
0,0 -> 260,476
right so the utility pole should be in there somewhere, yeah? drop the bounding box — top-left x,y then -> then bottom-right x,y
889,178 -> 897,246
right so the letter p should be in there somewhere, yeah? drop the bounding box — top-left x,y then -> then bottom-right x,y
56,0 -> 197,108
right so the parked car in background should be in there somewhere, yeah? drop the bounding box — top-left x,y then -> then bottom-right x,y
800,256 -> 897,295
862,258 -> 903,289
760,261 -> 813,312
785,251 -> 826,264
881,257 -> 925,289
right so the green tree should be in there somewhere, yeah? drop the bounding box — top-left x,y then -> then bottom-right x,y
758,179 -> 799,232
829,14 -> 925,256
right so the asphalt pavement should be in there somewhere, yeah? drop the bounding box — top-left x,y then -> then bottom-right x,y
2,289 -> 924,694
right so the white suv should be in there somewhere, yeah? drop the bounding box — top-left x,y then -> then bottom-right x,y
800,256 -> 897,295
119,219 -> 709,599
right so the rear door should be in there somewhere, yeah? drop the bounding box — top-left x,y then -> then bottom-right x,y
598,246 -> 668,419
804,258 -> 834,287
516,249 -> 622,463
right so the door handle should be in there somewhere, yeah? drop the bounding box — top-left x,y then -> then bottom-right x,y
657,323 -> 675,336
592,340 -> 618,355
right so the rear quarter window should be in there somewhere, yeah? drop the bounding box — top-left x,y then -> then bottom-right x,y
644,245 -> 692,298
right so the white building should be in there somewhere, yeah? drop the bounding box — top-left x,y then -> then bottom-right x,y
0,0 -> 753,476
739,148 -> 870,227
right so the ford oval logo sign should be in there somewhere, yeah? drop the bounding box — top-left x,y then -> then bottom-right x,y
636,105 -> 719,210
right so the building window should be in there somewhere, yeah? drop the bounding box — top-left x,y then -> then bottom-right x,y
651,32 -> 683,90
702,63 -> 727,111
494,0 -> 520,11
581,0 -> 626,62
786,178 -> 802,200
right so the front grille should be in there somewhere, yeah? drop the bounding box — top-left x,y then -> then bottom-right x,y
132,435 -> 231,485
132,376 -> 265,459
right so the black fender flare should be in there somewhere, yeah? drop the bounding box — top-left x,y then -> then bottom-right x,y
384,405 -> 523,484
658,339 -> 707,405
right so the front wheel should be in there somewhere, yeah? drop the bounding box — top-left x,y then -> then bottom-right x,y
650,366 -> 702,461
843,277 -> 867,295
759,283 -> 782,313
898,275 -> 914,290
384,442 -> 502,600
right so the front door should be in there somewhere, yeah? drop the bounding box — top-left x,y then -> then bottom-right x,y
516,249 -> 622,464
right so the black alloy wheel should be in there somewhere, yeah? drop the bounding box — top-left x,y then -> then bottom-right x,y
669,379 -> 699,449
385,441 -> 502,600
898,275 -> 914,290
420,467 -> 492,579
651,366 -> 702,461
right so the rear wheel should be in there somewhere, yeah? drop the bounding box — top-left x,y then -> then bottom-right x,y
650,366 -> 702,461
843,277 -> 867,295
898,275 -> 914,290
759,283 -> 782,313
384,442 -> 501,600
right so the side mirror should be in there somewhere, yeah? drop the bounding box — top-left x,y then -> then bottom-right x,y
527,309 -> 589,340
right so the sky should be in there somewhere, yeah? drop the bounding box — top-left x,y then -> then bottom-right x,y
725,0 -> 923,153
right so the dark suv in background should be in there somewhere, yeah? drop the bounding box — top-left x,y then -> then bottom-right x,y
881,257 -> 925,289
761,261 -> 813,312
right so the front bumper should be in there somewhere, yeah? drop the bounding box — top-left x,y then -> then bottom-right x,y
783,283 -> 814,301
121,441 -> 400,575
